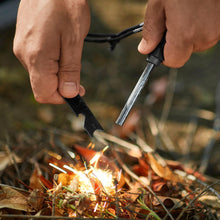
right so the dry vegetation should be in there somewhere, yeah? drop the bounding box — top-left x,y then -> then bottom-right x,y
0,0 -> 220,219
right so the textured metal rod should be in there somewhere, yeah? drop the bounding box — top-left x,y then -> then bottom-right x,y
116,63 -> 154,126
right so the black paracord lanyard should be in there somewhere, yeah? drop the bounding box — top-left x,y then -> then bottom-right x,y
85,22 -> 143,50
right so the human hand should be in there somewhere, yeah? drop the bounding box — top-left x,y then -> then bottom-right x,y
138,0 -> 220,68
13,0 -> 90,104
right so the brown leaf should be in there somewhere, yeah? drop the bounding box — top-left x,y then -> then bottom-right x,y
0,185 -> 34,212
123,182 -> 143,202
198,195 -> 220,209
39,176 -> 53,189
74,145 -> 96,162
152,180 -> 169,193
152,196 -> 184,209
132,164 -> 148,176
166,160 -> 184,171
28,189 -> 44,211
74,145 -> 118,172
146,153 -> 184,183
29,168 -> 44,192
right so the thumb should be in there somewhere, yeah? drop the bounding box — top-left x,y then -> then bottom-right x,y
58,34 -> 84,98
138,0 -> 165,54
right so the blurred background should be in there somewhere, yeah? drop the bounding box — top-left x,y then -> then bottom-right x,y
0,0 -> 219,178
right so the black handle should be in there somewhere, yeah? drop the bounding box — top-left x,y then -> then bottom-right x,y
146,31 -> 166,66
64,95 -> 103,137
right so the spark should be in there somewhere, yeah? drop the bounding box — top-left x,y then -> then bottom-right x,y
94,203 -> 99,212
63,165 -> 77,174
103,201 -> 107,209
90,152 -> 101,167
117,169 -> 122,182
89,146 -> 109,168
49,163 -> 67,174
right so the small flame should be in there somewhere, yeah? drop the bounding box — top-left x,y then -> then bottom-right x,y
52,146 -> 116,202
90,146 -> 109,168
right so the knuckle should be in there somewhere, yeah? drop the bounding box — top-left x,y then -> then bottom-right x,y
59,63 -> 81,80
13,40 -> 22,58
13,40 -> 42,67
26,47 -> 42,66
60,63 -> 81,72
164,55 -> 187,68
180,28 -> 195,46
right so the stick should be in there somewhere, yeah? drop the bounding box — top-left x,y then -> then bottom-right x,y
0,215 -> 130,220
94,131 -> 142,158
176,180 -> 220,220
146,112 -> 177,158
112,149 -> 175,220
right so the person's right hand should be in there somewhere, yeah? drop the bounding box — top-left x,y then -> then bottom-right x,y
13,0 -> 90,104
138,0 -> 220,68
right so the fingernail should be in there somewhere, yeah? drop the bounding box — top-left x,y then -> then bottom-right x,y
63,82 -> 77,96
138,38 -> 148,52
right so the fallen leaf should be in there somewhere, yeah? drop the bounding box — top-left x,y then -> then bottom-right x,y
166,160 -> 184,171
123,182 -> 143,202
28,189 -> 44,211
198,195 -> 220,209
39,176 -> 53,189
74,145 -> 118,172
0,151 -> 21,171
152,180 -> 169,194
152,196 -> 184,209
0,185 -> 34,212
145,153 -> 184,183
132,164 -> 148,177
29,168 -> 44,192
